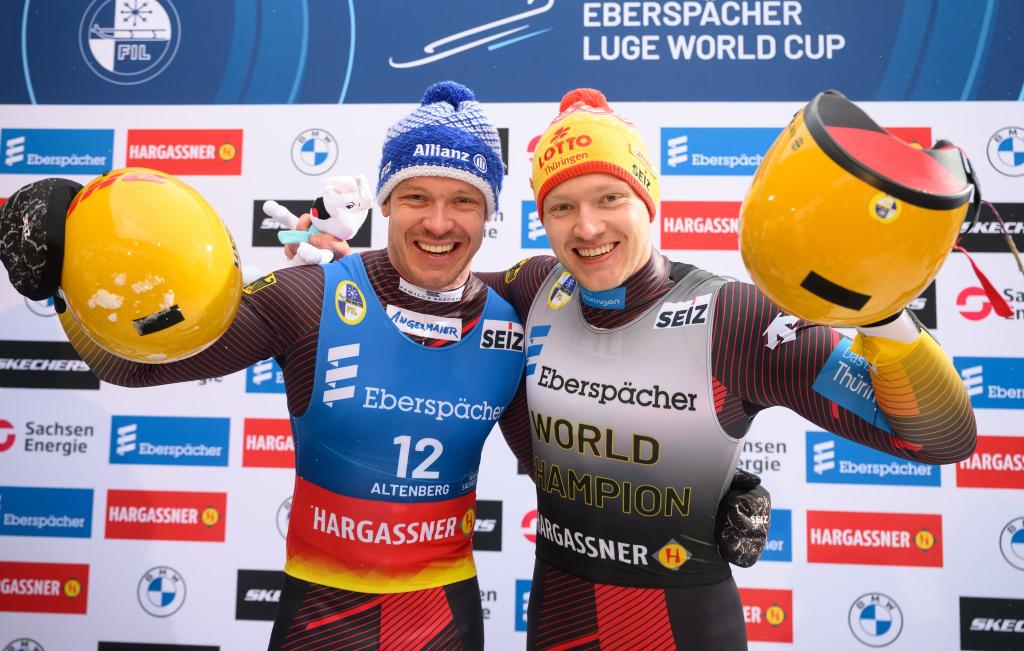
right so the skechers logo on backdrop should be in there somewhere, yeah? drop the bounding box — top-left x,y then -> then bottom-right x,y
806,432 -> 940,486
535,365 -> 698,411
386,306 -> 462,341
959,596 -> 1024,650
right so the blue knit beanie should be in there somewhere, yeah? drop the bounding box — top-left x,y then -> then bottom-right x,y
377,81 -> 503,216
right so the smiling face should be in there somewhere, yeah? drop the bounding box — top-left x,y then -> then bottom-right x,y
541,173 -> 652,291
382,176 -> 487,291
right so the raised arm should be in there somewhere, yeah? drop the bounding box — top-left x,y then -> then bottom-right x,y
712,281 -> 976,464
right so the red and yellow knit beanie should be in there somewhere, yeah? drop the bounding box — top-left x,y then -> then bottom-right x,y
531,88 -> 659,221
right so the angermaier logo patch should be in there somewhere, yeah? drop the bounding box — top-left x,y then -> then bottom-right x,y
480,319 -> 524,352
386,306 -> 461,341
654,293 -> 711,329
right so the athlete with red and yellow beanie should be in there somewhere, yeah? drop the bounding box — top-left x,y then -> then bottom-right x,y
481,89 -> 976,650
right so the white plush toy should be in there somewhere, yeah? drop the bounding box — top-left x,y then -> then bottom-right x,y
241,174 -> 372,284
265,173 -> 373,265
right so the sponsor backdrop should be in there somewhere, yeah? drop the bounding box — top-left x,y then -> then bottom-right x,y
1,2 -> 1023,650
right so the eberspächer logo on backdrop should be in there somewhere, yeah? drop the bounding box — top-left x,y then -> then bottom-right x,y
988,127 -> 1024,177
126,129 -> 242,175
660,201 -> 739,249
79,0 -> 181,85
292,129 -> 338,175
0,561 -> 89,614
521,201 -> 549,249
105,489 -> 226,541
954,357 -> 1024,409
110,416 -> 229,467
137,566 -> 185,617
1001,517 -> 1024,571
0,341 -> 98,390
235,569 -> 283,621
956,436 -> 1024,489
246,358 -> 285,393
0,486 -> 93,538
960,596 -> 1024,650
660,128 -> 778,176
739,588 -> 792,643
806,511 -> 942,567
242,418 -> 294,468
1,129 -> 113,175
806,431 -> 940,486
849,593 -> 903,647
514,579 -> 531,632
761,509 -> 792,562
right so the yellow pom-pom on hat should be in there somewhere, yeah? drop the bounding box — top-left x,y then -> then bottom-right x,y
531,88 -> 658,222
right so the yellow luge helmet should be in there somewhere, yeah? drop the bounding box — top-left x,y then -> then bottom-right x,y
61,168 -> 241,362
740,90 -> 976,326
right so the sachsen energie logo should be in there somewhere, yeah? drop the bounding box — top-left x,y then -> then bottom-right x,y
739,588 -> 792,643
0,561 -> 89,614
1,129 -> 113,175
126,129 -> 243,175
0,486 -> 93,538
110,416 -> 229,467
955,357 -> 1024,410
956,436 -> 1024,489
806,431 -> 940,486
242,418 -> 294,468
807,511 -> 942,567
661,201 -> 740,250
105,489 -> 226,542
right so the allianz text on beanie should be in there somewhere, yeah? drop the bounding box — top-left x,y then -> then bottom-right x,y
377,81 -> 504,216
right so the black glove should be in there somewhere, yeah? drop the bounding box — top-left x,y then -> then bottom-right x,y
0,177 -> 81,302
715,468 -> 771,568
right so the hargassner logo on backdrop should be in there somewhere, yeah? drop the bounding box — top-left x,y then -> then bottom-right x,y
739,588 -> 792,643
472,500 -> 502,552
806,511 -> 942,567
660,128 -> 779,176
660,201 -> 739,250
105,489 -> 226,542
761,509 -> 792,562
137,566 -> 185,617
246,358 -> 285,393
0,486 -> 93,538
988,127 -> 1024,177
954,357 -> 1024,409
242,418 -> 294,468
79,0 -> 182,85
806,431 -> 940,486
521,201 -> 549,249
960,597 -> 1024,650
956,436 -> 1024,489
126,129 -> 243,175
235,569 -> 283,621
292,128 -> 338,175
849,593 -> 903,647
109,416 -> 229,466
1,129 -> 112,175
0,561 -> 89,614
959,204 -> 1024,253
0,341 -> 99,390
514,579 -> 531,632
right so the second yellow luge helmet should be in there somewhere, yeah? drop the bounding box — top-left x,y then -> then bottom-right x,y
61,168 -> 241,362
740,90 -> 977,326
